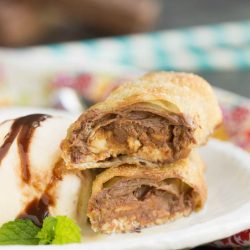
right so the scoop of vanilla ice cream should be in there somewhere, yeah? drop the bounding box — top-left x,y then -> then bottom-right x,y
0,114 -> 83,226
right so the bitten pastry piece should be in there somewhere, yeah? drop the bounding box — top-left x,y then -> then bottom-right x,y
61,72 -> 222,169
0,114 -> 92,227
87,152 -> 207,233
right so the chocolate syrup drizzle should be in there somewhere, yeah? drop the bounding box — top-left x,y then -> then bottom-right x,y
0,114 -> 50,182
0,114 -> 57,226
19,194 -> 51,227
18,160 -> 63,227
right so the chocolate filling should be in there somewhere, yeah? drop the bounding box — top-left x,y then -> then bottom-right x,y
69,104 -> 195,165
88,178 -> 195,233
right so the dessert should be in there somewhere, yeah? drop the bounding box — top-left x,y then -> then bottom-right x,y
0,114 -> 91,228
0,71 -> 222,239
60,72 -> 221,233
61,72 -> 222,169
88,152 -> 207,233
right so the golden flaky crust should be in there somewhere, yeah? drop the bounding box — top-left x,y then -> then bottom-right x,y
88,152 -> 207,233
61,72 -> 222,170
106,71 -> 222,144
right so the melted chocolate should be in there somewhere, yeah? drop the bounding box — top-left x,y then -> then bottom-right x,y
18,160 -> 64,226
18,195 -> 50,227
0,114 -> 50,182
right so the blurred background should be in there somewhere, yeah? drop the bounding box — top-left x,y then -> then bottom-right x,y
1,0 -> 249,47
2,2 -> 250,246
0,0 -> 250,109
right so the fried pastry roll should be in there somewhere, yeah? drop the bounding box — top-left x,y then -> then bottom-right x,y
61,72 -> 222,169
87,152 -> 207,233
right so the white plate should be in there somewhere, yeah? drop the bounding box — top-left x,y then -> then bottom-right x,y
1,107 -> 250,250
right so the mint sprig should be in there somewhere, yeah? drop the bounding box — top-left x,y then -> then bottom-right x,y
0,216 -> 81,245
0,219 -> 40,245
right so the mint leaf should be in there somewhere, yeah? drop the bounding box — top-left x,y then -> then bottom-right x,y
36,217 -> 57,245
0,219 -> 40,245
52,216 -> 81,244
37,216 -> 81,245
0,216 -> 81,245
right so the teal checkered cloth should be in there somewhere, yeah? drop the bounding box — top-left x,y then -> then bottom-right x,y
76,20 -> 250,71
1,20 -> 250,71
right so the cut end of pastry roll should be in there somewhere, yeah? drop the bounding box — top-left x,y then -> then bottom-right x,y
87,152 -> 207,233
61,71 -> 222,169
